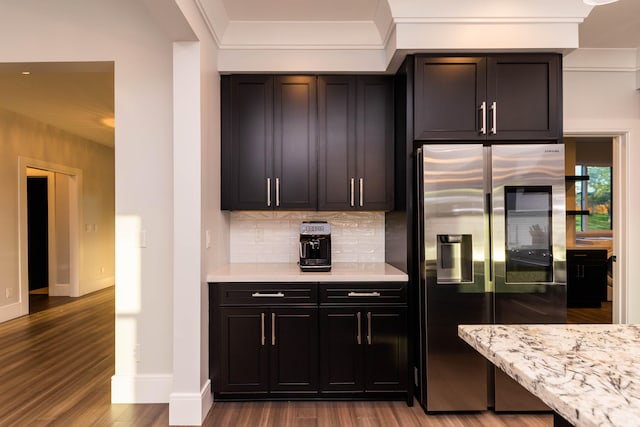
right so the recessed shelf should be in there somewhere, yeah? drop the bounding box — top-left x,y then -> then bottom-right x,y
567,210 -> 590,216
565,175 -> 590,181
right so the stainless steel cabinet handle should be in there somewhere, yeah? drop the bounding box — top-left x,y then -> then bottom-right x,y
359,178 -> 364,207
367,312 -> 372,345
490,101 -> 497,134
348,291 -> 381,297
350,178 -> 355,207
251,292 -> 285,298
479,101 -> 486,135
275,178 -> 280,207
267,178 -> 271,207
261,312 -> 265,346
271,313 -> 276,346
356,311 -> 362,345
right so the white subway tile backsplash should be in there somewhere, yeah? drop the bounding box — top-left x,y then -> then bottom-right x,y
230,211 -> 385,263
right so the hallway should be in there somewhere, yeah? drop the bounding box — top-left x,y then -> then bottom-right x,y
0,287 -> 168,426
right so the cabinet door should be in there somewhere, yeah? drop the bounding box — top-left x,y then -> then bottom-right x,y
319,307 -> 364,392
318,76 -> 394,210
567,250 -> 608,308
273,76 -> 317,209
487,54 -> 561,140
414,56 -> 486,140
356,76 -> 394,210
269,307 -> 319,393
218,307 -> 269,394
317,76 -> 357,210
364,307 -> 408,392
221,75 -> 274,210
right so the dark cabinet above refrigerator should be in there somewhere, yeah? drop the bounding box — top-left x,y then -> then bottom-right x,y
413,54 -> 562,141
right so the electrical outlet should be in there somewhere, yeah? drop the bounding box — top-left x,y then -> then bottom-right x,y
205,229 -> 211,249
255,228 -> 264,243
134,344 -> 141,363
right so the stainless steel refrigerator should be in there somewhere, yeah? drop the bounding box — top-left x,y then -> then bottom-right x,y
416,143 -> 566,412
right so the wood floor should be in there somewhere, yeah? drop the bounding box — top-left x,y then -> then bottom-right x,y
5,288 -> 617,426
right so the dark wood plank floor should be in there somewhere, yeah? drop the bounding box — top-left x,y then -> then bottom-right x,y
9,286 -> 611,426
567,301 -> 612,324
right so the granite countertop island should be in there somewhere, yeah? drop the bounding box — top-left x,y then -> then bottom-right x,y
458,324 -> 640,427
207,262 -> 408,283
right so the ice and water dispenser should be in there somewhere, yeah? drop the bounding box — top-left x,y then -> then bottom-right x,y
436,234 -> 473,284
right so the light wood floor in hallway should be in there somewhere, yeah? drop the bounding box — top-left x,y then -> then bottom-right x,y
7,286 -> 612,426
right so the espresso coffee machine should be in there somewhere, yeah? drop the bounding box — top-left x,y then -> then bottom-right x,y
299,221 -> 331,272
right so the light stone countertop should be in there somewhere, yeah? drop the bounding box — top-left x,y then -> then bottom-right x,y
207,262 -> 408,283
458,324 -> 640,427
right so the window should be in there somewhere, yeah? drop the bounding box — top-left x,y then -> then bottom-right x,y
575,165 -> 612,231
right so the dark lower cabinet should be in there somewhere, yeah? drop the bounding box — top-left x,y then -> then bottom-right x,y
216,306 -> 318,396
318,282 -> 409,402
320,307 -> 407,394
567,249 -> 608,308
210,281 -> 409,402
218,307 -> 269,395
269,308 -> 318,394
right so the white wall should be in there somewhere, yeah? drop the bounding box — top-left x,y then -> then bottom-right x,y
1,2 -> 226,424
0,0 -> 180,404
0,108 -> 115,321
563,48 -> 640,323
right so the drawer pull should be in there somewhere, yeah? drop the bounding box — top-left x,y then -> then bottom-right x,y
356,311 -> 362,345
260,312 -> 266,346
347,291 -> 381,297
251,292 -> 285,298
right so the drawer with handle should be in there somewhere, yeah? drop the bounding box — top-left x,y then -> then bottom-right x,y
319,282 -> 407,305
215,283 -> 318,305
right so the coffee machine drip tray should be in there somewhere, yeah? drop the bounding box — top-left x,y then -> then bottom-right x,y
299,261 -> 332,272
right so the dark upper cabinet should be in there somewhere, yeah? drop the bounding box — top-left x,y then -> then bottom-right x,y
221,75 -> 317,210
414,54 -> 561,141
317,76 -> 394,210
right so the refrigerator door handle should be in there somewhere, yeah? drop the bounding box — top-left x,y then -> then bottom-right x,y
486,192 -> 493,282
490,101 -> 497,134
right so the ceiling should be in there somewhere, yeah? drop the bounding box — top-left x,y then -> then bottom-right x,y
0,0 -> 638,149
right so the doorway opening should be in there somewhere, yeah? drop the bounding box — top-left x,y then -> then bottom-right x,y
19,160 -> 81,316
564,134 -> 626,324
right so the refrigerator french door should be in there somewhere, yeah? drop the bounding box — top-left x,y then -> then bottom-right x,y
417,143 -> 566,412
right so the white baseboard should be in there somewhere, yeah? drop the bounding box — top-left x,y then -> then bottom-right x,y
169,380 -> 213,426
49,282 -> 70,297
111,373 -> 173,403
0,301 -> 25,323
78,276 -> 115,297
